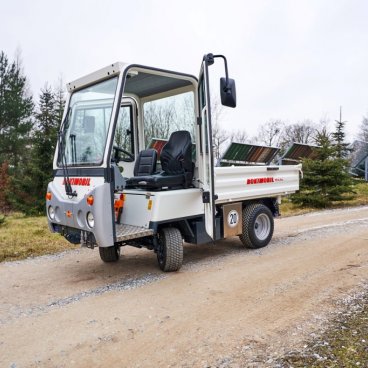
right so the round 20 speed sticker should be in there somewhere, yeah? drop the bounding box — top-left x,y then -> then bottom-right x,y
227,209 -> 239,228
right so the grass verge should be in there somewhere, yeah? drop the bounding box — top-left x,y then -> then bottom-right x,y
0,213 -> 77,262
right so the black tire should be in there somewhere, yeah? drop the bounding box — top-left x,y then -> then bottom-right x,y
239,203 -> 274,249
99,245 -> 121,262
157,227 -> 183,272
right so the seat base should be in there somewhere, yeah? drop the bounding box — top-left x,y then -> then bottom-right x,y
125,172 -> 186,189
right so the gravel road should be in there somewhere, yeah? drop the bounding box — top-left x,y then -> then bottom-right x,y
0,206 -> 367,367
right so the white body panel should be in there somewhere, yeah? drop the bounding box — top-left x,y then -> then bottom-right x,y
120,192 -> 152,228
47,176 -> 115,247
121,188 -> 204,227
120,165 -> 301,227
214,164 -> 302,204
150,188 -> 203,221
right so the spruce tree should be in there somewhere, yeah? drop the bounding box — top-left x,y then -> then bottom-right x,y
12,85 -> 61,213
332,106 -> 351,159
54,78 -> 65,127
291,127 -> 355,208
0,51 -> 34,168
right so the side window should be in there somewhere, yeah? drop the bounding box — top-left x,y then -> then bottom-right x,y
143,92 -> 195,150
199,76 -> 206,109
198,74 -> 208,155
114,105 -> 134,155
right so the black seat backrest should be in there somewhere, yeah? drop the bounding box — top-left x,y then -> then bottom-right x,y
133,149 -> 157,176
161,131 -> 193,183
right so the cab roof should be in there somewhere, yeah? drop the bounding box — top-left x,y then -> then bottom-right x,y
67,62 -> 196,97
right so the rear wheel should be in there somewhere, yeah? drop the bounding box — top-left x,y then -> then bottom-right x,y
157,227 -> 183,272
239,203 -> 274,249
99,245 -> 121,262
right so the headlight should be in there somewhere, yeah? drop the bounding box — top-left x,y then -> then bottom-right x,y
86,212 -> 94,228
48,206 -> 55,220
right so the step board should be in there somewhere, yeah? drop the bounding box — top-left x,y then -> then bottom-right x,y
115,224 -> 154,242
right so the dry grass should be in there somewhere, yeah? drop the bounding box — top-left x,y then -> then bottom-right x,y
0,213 -> 77,262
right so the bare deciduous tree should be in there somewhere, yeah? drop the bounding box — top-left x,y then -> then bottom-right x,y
210,94 -> 224,126
358,115 -> 368,142
143,101 -> 177,147
254,119 -> 284,147
143,93 -> 195,147
229,129 -> 249,144
209,94 -> 230,159
114,107 -> 129,148
176,94 -> 195,136
212,122 -> 229,160
281,120 -> 316,146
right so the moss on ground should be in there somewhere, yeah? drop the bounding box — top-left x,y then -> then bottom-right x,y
279,291 -> 368,367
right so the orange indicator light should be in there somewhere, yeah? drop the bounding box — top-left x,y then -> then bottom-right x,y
46,192 -> 52,201
66,210 -> 72,218
86,195 -> 94,206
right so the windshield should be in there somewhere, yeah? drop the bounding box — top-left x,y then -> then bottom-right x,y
58,77 -> 118,166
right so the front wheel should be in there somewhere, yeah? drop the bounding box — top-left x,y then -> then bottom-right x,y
99,245 -> 121,262
157,227 -> 183,272
239,203 -> 274,249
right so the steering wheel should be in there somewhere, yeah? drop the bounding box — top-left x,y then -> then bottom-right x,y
112,145 -> 134,163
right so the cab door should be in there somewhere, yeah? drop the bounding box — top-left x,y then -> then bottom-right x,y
113,98 -> 138,178
198,58 -> 216,240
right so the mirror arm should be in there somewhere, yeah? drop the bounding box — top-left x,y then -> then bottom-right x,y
205,53 -> 230,88
213,54 -> 229,86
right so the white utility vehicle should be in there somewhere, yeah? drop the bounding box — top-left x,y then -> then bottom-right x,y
46,54 -> 301,271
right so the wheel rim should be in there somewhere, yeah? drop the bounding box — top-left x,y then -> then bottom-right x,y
254,213 -> 271,240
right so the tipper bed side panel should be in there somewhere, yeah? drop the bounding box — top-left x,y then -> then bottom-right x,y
214,165 -> 301,203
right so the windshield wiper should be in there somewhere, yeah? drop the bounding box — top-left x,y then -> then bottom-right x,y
70,134 -> 77,164
58,107 -> 77,198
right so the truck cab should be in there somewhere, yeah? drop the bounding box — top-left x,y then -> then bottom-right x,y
46,54 -> 301,271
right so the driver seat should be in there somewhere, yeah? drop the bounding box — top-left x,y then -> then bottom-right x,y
126,131 -> 193,189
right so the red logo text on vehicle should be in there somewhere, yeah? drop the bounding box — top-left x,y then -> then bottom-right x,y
247,177 -> 275,185
62,178 -> 91,186
246,177 -> 284,185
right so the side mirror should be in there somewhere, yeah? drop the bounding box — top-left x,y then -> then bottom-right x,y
220,77 -> 236,108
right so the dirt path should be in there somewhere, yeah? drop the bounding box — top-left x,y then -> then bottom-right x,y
0,206 -> 367,367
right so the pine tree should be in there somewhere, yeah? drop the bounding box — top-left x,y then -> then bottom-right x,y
332,106 -> 351,159
54,78 -> 65,127
33,86 -> 60,210
12,85 -> 61,213
0,51 -> 34,168
291,127 -> 355,208
0,50 -> 34,212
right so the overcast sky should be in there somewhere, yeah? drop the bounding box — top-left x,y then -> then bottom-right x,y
1,0 -> 367,140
